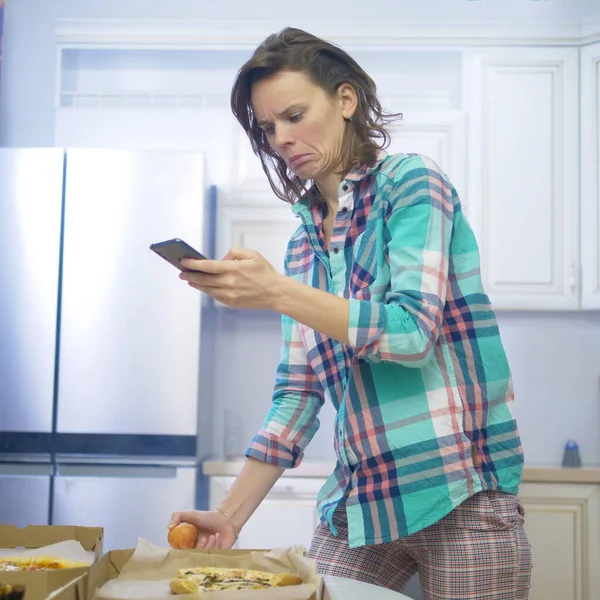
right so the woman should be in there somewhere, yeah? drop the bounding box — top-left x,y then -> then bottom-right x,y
169,28 -> 532,599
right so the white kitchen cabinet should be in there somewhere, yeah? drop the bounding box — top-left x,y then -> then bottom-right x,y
464,47 -> 580,310
216,205 -> 299,275
581,42 -> 600,310
215,126 -> 300,286
385,108 -> 468,213
218,109 -> 468,293
227,127 -> 276,200
518,482 -> 600,600
208,476 -> 323,551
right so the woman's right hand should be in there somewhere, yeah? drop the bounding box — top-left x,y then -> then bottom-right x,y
168,509 -> 238,550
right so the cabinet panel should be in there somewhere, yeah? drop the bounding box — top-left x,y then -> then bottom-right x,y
519,482 -> 600,600
209,477 -> 323,551
465,48 -> 579,310
386,109 -> 467,212
238,496 -> 319,551
216,206 -> 299,284
522,500 -> 581,599
581,42 -> 600,310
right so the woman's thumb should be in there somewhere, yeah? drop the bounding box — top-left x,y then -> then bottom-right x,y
168,510 -> 198,529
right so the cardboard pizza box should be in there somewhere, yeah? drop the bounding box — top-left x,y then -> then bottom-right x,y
49,546 -> 322,600
49,550 -> 133,600
0,525 -> 103,600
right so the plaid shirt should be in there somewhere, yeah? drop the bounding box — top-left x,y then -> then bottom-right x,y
246,152 -> 524,548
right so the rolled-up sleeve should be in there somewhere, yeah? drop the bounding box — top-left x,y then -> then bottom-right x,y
348,155 -> 455,368
246,248 -> 324,468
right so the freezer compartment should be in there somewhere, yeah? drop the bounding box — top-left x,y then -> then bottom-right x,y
57,149 -> 205,436
0,148 -> 64,432
0,463 -> 53,527
51,458 -> 197,551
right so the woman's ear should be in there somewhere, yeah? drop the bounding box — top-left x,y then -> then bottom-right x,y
337,83 -> 358,118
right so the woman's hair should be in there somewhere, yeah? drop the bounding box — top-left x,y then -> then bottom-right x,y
230,27 -> 402,204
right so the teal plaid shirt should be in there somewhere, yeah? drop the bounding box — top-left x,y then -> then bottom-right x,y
247,152 -> 524,548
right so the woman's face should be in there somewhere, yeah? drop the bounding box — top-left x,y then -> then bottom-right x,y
251,69 -> 357,182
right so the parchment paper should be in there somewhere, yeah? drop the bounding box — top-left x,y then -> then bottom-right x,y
92,539 -> 322,600
0,540 -> 95,563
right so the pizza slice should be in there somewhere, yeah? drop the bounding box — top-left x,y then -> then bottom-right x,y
0,555 -> 89,571
170,565 -> 303,595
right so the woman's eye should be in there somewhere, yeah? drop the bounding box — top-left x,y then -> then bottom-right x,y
289,113 -> 303,123
264,125 -> 275,136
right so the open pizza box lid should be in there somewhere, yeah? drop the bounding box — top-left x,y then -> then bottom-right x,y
0,525 -> 103,600
48,539 -> 323,600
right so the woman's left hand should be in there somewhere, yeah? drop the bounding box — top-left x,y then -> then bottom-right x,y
179,246 -> 283,310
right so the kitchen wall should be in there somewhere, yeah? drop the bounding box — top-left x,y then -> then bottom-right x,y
209,307 -> 600,467
1,0 -> 600,467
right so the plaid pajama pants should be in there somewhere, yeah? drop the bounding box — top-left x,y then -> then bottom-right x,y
308,491 -> 532,600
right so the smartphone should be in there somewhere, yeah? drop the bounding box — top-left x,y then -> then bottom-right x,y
149,238 -> 208,272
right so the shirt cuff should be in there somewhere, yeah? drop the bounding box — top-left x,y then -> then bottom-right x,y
348,298 -> 385,359
245,431 -> 305,469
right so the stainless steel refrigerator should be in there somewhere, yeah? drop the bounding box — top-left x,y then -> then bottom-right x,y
0,148 -> 213,551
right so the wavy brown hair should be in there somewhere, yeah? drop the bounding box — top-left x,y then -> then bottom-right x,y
230,27 -> 402,204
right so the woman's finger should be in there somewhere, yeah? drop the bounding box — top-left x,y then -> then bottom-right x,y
196,536 -> 208,549
205,535 -> 216,550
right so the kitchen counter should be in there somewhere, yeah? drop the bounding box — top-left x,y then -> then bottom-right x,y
203,460 -> 600,484
203,459 -> 334,478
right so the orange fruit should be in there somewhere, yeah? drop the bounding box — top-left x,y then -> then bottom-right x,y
168,522 -> 198,549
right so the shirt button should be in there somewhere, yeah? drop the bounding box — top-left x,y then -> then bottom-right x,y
342,184 -> 349,192
333,247 -> 340,254
341,207 -> 348,213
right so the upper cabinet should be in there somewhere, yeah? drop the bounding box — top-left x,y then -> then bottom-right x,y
464,47 -> 580,311
581,43 -> 600,310
218,45 -> 599,312
386,109 -> 468,214
216,127 -> 299,275
50,28 -> 600,312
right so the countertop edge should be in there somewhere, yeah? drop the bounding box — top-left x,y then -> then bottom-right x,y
202,460 -> 600,484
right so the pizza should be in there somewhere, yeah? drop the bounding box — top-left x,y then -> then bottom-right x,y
0,555 -> 88,571
170,565 -> 303,595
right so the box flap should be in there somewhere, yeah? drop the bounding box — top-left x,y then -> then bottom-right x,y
45,573 -> 88,600
0,525 -> 103,552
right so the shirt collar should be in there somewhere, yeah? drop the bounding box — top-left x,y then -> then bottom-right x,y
292,149 -> 388,217
343,149 -> 387,183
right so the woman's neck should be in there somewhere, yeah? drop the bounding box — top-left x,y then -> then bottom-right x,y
315,172 -> 343,215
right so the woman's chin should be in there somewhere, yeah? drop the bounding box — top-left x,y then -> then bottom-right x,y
291,162 -> 320,180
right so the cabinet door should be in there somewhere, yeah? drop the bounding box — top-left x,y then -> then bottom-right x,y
209,476 -> 323,551
581,43 -> 600,310
464,48 -> 580,310
385,108 -> 467,215
518,483 -> 600,600
216,205 -> 299,275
